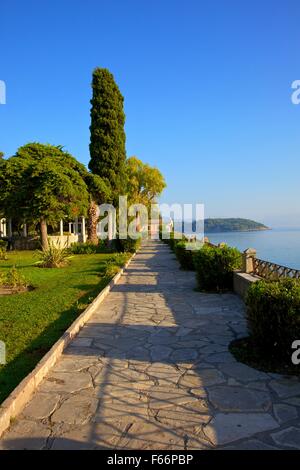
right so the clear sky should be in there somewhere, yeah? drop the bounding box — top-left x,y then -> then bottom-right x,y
1,0 -> 300,227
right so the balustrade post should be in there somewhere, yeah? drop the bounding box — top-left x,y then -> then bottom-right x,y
60,220 -> 64,237
23,223 -> 27,238
81,216 -> 86,243
243,248 -> 257,274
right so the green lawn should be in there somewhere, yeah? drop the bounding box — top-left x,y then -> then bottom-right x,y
0,251 -> 115,403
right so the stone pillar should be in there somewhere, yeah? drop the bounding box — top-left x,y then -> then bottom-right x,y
0,219 -> 6,237
23,223 -> 27,238
243,248 -> 257,274
81,216 -> 86,243
60,220 -> 64,237
68,222 -> 72,234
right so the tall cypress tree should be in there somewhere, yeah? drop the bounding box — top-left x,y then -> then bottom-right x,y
89,68 -> 126,203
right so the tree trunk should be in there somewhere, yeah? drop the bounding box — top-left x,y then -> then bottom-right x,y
40,219 -> 49,251
87,199 -> 99,245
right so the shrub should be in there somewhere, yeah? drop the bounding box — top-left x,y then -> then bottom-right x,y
175,241 -> 195,270
103,253 -> 131,278
116,236 -> 142,253
0,240 -> 8,260
246,278 -> 300,359
70,242 -> 97,255
70,241 -> 107,254
0,240 -> 8,249
162,231 -> 186,251
36,242 -> 73,268
0,266 -> 27,288
194,244 -> 241,292
0,248 -> 8,260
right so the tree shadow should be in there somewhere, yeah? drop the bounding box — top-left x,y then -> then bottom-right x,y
0,241 -> 253,450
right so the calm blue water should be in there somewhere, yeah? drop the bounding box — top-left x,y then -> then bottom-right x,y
204,229 -> 300,270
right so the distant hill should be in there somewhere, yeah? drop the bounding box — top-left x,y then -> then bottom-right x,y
203,218 -> 269,233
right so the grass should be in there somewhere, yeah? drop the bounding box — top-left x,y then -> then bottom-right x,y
229,337 -> 300,377
0,250 -> 120,403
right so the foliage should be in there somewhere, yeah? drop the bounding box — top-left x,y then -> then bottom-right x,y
84,172 -> 111,202
162,231 -> 185,251
0,143 -> 90,224
126,156 -> 166,206
36,241 -> 73,268
103,252 -> 131,278
0,266 -> 27,288
193,244 -> 241,292
0,144 -> 92,250
0,248 -> 8,261
0,240 -> 8,260
0,251 -> 116,403
89,68 -> 126,202
116,236 -> 142,253
245,279 -> 300,359
229,336 -> 299,377
0,143 -> 110,250
175,241 -> 195,270
70,240 -> 106,254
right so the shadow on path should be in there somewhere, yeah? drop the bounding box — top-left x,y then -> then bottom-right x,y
1,242 -> 300,450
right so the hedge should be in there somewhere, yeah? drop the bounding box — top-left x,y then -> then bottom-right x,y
116,236 -> 142,253
175,241 -> 195,270
246,278 -> 300,359
193,244 -> 241,292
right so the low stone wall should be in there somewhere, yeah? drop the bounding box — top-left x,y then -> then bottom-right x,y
233,271 -> 260,299
48,235 -> 79,247
9,235 -> 80,250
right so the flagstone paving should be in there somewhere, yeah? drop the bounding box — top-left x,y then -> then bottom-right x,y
1,240 -> 300,449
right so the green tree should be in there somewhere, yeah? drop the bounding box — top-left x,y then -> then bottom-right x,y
0,151 -> 4,159
0,143 -> 107,250
125,157 -> 166,235
89,68 -> 126,203
126,156 -> 166,206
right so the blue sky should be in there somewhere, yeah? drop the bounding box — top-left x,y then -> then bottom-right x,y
1,0 -> 300,227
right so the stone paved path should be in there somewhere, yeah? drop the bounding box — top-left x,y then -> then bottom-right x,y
1,240 -> 300,449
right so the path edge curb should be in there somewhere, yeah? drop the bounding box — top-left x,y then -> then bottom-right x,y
0,251 -> 136,439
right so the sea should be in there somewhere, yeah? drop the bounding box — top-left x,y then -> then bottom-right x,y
201,228 -> 300,270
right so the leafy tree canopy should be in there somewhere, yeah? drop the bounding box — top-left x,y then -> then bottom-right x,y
89,68 -> 126,200
0,143 -> 110,225
126,156 -> 166,206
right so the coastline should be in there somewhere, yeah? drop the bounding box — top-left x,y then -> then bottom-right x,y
205,227 -> 270,234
